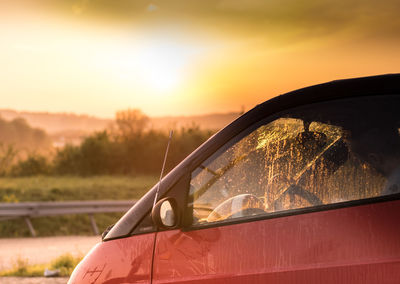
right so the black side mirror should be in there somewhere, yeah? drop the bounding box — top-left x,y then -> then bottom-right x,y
152,197 -> 179,229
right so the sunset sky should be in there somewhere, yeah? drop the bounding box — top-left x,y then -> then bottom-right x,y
1,0 -> 400,118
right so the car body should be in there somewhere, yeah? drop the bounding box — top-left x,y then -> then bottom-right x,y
69,74 -> 400,284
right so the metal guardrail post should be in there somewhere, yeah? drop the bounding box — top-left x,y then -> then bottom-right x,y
89,214 -> 99,235
24,217 -> 36,237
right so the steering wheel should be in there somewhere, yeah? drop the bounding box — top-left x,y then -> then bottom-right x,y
192,205 -> 214,222
207,194 -> 265,223
273,184 -> 322,211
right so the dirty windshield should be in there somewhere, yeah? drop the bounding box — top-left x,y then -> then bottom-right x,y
189,96 -> 399,225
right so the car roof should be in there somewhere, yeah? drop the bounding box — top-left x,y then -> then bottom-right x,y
179,73 -> 400,176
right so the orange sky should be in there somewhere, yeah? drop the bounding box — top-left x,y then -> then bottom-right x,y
1,0 -> 400,118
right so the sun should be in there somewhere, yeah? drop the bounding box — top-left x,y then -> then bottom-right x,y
104,35 -> 203,96
134,41 -> 190,93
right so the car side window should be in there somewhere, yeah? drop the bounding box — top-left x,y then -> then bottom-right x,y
131,211 -> 156,235
188,96 -> 400,226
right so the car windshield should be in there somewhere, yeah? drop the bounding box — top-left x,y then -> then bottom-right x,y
189,95 -> 400,225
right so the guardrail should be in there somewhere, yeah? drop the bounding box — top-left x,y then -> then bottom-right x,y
0,200 -> 136,237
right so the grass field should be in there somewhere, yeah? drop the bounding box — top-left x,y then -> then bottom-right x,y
0,175 -> 158,237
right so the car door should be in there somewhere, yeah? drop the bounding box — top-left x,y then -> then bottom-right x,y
152,95 -> 400,283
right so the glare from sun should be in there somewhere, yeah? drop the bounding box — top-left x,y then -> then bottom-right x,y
135,42 -> 188,93
103,36 -> 203,96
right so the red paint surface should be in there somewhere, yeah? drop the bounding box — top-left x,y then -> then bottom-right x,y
68,233 -> 155,284
68,200 -> 400,283
153,200 -> 400,283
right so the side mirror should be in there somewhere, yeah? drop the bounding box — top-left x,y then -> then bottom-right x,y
152,197 -> 179,229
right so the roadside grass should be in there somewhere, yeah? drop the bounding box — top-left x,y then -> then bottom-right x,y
0,175 -> 158,202
0,253 -> 82,277
0,175 -> 158,237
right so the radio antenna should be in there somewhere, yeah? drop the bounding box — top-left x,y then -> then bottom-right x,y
153,130 -> 173,207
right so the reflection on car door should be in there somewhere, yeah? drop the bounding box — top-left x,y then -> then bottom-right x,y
153,201 -> 400,283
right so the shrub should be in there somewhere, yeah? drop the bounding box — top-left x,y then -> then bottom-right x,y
11,155 -> 50,176
50,253 -> 82,276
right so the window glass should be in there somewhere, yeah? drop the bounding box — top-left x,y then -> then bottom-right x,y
131,212 -> 155,235
188,96 -> 400,225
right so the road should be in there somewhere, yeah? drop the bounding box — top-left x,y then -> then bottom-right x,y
1,277 -> 70,284
0,235 -> 100,282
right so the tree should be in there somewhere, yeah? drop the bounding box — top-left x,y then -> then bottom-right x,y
0,143 -> 18,176
115,109 -> 149,139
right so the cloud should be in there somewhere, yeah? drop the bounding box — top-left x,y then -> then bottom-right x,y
214,0 -> 400,42
146,3 -> 159,12
16,0 -> 400,44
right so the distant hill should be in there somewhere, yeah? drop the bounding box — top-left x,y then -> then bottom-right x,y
150,112 -> 241,131
0,109 -> 112,135
0,109 -> 241,133
0,109 -> 242,147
